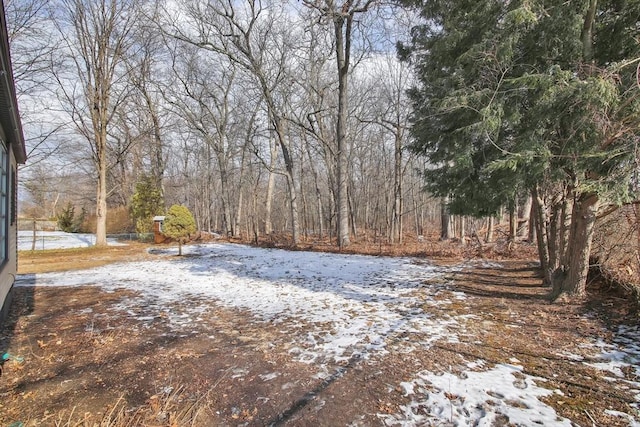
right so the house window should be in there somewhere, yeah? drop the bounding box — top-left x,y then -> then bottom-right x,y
10,167 -> 15,226
0,141 -> 7,264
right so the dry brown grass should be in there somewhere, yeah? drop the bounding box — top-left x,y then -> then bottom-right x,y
41,387 -> 212,427
17,242 -> 154,274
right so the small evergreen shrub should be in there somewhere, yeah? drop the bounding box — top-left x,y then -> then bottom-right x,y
163,205 -> 196,256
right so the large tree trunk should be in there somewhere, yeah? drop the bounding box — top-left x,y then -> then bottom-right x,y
94,104 -> 108,246
554,193 -> 599,298
532,186 -> 551,286
334,16 -> 351,248
440,196 -> 453,240
274,118 -> 300,245
548,194 -> 563,274
518,195 -> 532,238
95,147 -> 108,246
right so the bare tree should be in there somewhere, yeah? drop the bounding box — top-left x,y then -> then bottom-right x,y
50,0 -> 140,245
166,44 -> 251,237
163,0 -> 303,245
5,0 -> 68,196
362,56 -> 413,243
303,0 -> 378,248
125,12 -> 168,199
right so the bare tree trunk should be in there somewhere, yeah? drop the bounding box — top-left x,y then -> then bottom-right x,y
560,192 -> 573,266
334,15 -> 351,248
486,216 -> 494,243
518,195 -> 532,238
391,129 -> 403,244
95,143 -> 108,245
508,198 -> 517,242
265,171 -> 276,235
548,193 -> 563,274
235,191 -> 243,239
532,186 -> 551,286
31,219 -> 36,251
440,196 -> 453,240
273,118 -> 301,246
528,199 -> 536,242
349,188 -> 357,238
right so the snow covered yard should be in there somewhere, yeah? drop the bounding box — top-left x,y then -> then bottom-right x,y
2,242 -> 640,426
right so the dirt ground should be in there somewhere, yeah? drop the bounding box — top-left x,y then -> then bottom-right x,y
1,239 -> 639,426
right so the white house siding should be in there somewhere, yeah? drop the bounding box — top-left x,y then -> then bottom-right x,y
0,142 -> 18,322
0,0 -> 27,325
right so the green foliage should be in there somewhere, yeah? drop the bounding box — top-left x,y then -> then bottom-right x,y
130,175 -> 164,234
57,202 -> 75,232
401,0 -> 640,295
163,205 -> 196,242
401,0 -> 640,211
57,203 -> 86,233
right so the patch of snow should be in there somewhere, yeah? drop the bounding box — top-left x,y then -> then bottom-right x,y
581,325 -> 640,414
456,260 -> 504,270
605,410 -> 640,427
18,230 -> 126,250
17,243 -> 453,367
590,335 -> 639,373
380,363 -> 572,427
259,372 -> 280,381
466,360 -> 485,370
399,381 -> 415,396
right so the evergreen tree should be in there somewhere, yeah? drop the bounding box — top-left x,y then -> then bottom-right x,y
57,202 -> 76,233
130,175 -> 164,235
400,0 -> 640,299
163,204 -> 196,256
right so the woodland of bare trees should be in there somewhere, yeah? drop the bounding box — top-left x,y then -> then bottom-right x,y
12,0 -> 441,244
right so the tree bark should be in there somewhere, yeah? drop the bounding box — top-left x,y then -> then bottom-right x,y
391,125 -> 403,244
532,186 -> 551,286
486,216 -> 494,243
508,199 -> 517,242
334,15 -> 351,248
95,143 -> 108,246
555,193 -> 599,298
274,118 -> 300,245
581,0 -> 598,63
518,195 -> 532,238
264,143 -> 277,235
440,196 -> 453,240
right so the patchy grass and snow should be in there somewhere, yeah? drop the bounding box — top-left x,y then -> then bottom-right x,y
13,242 -> 640,426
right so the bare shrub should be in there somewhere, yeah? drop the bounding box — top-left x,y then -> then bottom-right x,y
592,204 -> 640,291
